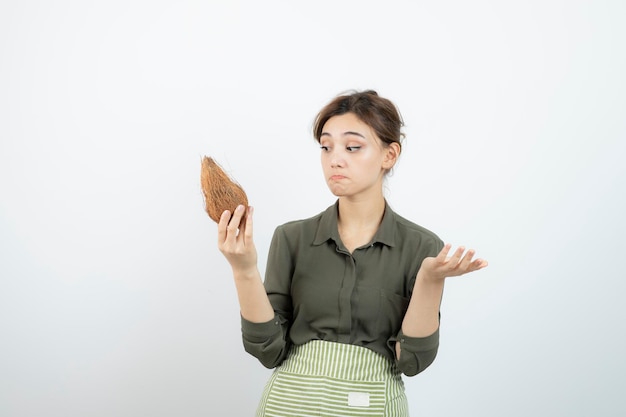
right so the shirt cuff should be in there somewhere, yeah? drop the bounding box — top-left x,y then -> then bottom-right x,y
395,327 -> 440,376
397,327 -> 439,351
240,314 -> 283,342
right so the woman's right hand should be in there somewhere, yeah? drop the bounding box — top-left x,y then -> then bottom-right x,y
217,204 -> 258,275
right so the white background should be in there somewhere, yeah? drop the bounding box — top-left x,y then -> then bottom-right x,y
1,1 -> 625,416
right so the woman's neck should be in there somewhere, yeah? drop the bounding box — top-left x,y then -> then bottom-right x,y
337,196 -> 385,253
336,195 -> 386,253
337,195 -> 386,228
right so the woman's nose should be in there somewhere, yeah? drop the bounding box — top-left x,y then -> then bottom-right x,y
328,148 -> 346,168
330,155 -> 344,168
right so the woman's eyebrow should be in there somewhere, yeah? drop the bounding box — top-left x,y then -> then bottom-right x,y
320,131 -> 366,138
343,131 -> 365,138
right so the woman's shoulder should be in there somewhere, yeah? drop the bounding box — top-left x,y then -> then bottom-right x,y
274,207 -> 328,235
388,207 -> 443,246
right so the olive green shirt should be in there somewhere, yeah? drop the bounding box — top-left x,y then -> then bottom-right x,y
241,200 -> 445,376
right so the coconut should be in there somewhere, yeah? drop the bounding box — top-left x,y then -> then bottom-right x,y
200,156 -> 249,224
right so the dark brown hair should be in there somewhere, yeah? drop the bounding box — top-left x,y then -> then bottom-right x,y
313,90 -> 405,151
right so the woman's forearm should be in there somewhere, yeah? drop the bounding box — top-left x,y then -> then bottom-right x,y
401,271 -> 445,337
232,268 -> 275,323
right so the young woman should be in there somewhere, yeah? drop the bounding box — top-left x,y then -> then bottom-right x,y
217,90 -> 488,416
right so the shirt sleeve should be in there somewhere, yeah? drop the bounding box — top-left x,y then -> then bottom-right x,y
240,226 -> 294,369
241,313 -> 290,369
391,235 -> 444,376
390,328 -> 440,376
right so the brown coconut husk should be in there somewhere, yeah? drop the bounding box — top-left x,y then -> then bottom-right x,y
200,156 -> 248,224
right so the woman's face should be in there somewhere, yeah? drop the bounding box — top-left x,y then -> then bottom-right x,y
319,112 -> 397,199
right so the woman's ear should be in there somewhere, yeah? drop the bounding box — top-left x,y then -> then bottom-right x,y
382,142 -> 401,170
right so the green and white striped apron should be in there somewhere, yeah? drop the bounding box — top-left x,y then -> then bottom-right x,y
256,340 -> 409,417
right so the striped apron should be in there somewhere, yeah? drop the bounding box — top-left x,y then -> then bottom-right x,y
256,340 -> 409,417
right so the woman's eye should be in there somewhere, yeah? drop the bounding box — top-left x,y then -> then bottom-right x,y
320,145 -> 329,151
346,146 -> 361,152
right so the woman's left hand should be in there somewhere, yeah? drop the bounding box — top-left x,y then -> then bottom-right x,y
420,244 -> 488,282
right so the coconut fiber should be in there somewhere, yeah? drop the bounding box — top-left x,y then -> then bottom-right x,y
200,156 -> 249,223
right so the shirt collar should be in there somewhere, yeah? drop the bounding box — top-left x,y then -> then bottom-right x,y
312,199 -> 396,248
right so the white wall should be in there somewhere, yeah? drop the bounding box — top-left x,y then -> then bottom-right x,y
1,1 -> 625,416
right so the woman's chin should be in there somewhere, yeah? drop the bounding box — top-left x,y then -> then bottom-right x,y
327,185 -> 348,197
